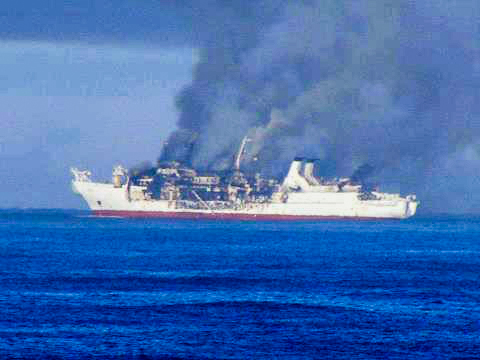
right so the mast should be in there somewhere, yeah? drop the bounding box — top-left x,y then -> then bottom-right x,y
234,136 -> 251,171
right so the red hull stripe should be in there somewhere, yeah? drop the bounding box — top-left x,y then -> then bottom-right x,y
92,210 -> 396,221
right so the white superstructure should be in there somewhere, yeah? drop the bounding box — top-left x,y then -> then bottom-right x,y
71,159 -> 418,220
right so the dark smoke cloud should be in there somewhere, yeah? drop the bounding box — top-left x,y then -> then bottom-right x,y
161,0 -> 480,212
351,164 -> 375,185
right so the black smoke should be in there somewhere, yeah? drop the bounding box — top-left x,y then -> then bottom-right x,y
160,0 -> 480,212
351,164 -> 375,185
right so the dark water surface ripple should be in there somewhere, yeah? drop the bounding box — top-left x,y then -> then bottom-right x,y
0,210 -> 479,359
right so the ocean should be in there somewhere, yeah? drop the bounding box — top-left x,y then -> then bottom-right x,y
1,210 -> 479,359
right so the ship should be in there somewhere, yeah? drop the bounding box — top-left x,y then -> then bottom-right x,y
71,138 -> 418,220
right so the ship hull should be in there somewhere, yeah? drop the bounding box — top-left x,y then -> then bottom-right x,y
72,180 -> 417,220
92,210 -> 400,221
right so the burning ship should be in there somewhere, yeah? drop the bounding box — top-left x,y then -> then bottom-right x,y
71,138 -> 418,220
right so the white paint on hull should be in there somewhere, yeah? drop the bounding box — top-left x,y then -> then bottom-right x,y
72,180 -> 418,219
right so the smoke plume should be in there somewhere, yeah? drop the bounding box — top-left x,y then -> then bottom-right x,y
160,0 -> 480,212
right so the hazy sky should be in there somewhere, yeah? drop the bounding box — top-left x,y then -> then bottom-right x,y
1,1 -> 480,213
0,2 -> 198,208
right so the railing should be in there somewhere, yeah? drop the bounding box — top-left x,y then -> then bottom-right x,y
70,168 -> 92,182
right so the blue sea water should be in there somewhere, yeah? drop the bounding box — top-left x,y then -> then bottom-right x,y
0,210 -> 479,359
